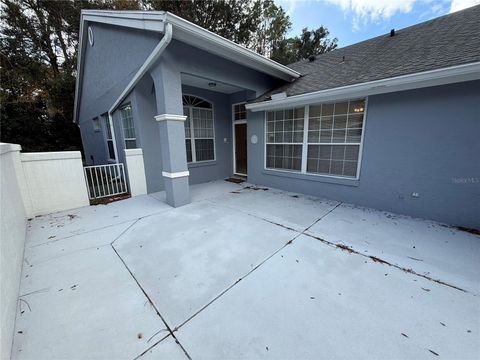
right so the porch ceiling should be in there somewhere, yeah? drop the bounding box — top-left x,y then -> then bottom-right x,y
181,73 -> 245,94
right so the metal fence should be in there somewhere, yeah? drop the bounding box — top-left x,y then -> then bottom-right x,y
83,163 -> 128,199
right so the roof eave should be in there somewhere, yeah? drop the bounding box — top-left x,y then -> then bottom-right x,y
164,12 -> 300,82
246,62 -> 480,111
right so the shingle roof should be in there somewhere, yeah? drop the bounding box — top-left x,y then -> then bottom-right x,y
255,5 -> 480,102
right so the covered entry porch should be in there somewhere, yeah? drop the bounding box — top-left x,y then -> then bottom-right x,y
121,33 -> 289,207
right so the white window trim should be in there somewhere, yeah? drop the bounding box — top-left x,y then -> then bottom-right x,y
232,102 -> 247,176
102,113 -> 116,162
264,97 -> 368,181
120,104 -> 137,149
183,94 -> 216,164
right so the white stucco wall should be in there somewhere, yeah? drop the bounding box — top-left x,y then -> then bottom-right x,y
0,143 -> 27,360
124,149 -> 147,197
20,151 -> 89,217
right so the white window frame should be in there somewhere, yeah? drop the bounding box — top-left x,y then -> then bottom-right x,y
102,113 -> 116,162
264,97 -> 368,180
120,103 -> 137,149
183,94 -> 216,164
232,102 -> 247,176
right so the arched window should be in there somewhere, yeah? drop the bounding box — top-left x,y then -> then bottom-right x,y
182,95 -> 215,163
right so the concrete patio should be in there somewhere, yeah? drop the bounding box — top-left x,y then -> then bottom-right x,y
12,180 -> 480,359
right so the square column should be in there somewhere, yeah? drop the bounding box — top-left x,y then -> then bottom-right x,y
150,57 -> 190,207
154,114 -> 190,207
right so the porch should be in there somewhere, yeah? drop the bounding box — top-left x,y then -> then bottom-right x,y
12,180 -> 479,359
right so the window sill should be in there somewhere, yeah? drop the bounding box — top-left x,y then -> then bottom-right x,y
188,160 -> 217,169
262,169 -> 359,187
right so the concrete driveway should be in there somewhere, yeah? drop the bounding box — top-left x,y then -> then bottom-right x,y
12,181 -> 480,359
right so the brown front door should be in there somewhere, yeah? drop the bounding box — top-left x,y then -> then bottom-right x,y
234,123 -> 247,175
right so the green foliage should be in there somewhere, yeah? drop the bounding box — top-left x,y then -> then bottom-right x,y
0,0 -> 336,152
272,27 -> 338,65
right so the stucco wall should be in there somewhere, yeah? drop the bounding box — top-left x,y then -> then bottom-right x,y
78,23 -> 161,166
0,143 -> 27,360
20,152 -> 90,217
247,81 -> 480,227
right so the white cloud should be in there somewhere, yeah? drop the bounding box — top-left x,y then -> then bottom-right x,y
276,0 -> 298,17
449,0 -> 480,12
325,0 -> 417,28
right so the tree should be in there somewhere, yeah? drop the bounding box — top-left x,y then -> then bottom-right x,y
0,0 -> 142,151
271,27 -> 338,65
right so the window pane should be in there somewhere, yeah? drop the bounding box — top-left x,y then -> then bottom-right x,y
93,118 -> 100,131
195,139 -> 214,161
335,102 -> 348,114
344,145 -> 359,161
349,99 -> 365,114
185,139 -> 192,163
121,105 -> 136,144
183,95 -> 212,108
332,129 -> 346,143
103,115 -> 112,139
309,118 -> 320,130
266,144 -> 302,171
320,130 -> 332,142
310,105 -> 321,118
308,131 -> 319,143
346,128 -> 362,142
306,144 -> 358,177
322,103 -> 334,116
321,116 -> 333,129
125,139 -> 137,149
107,140 -> 115,160
183,107 -> 191,138
343,161 -> 358,176
267,108 -> 303,144
234,103 -> 246,121
347,114 -> 363,128
333,115 -> 347,129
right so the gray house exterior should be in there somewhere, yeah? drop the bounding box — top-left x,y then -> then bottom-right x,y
75,7 -> 480,228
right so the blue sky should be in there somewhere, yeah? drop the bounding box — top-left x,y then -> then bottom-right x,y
275,0 -> 480,47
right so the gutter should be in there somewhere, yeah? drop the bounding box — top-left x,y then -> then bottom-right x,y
107,22 -> 173,163
246,62 -> 480,112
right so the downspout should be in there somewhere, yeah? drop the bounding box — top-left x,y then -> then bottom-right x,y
107,22 -> 173,163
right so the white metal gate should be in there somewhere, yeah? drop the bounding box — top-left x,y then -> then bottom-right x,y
83,163 -> 128,199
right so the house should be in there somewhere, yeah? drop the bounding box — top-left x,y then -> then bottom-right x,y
74,6 -> 480,228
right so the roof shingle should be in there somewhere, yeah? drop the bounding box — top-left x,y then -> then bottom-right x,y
256,5 -> 480,102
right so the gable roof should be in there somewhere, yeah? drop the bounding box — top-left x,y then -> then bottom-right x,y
252,5 -> 480,106
73,10 -> 300,122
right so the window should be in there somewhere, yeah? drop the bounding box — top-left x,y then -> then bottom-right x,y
266,107 -> 305,171
233,103 -> 246,121
92,117 -> 100,131
265,99 -> 366,179
183,95 -> 215,163
120,104 -> 137,149
102,113 -> 115,161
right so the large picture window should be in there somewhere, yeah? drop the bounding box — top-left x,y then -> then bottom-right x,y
265,99 -> 366,178
183,95 -> 215,163
120,104 -> 137,149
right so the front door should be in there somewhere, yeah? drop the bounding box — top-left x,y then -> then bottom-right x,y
234,123 -> 247,175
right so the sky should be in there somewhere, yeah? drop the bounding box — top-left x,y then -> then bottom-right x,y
275,0 -> 480,47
